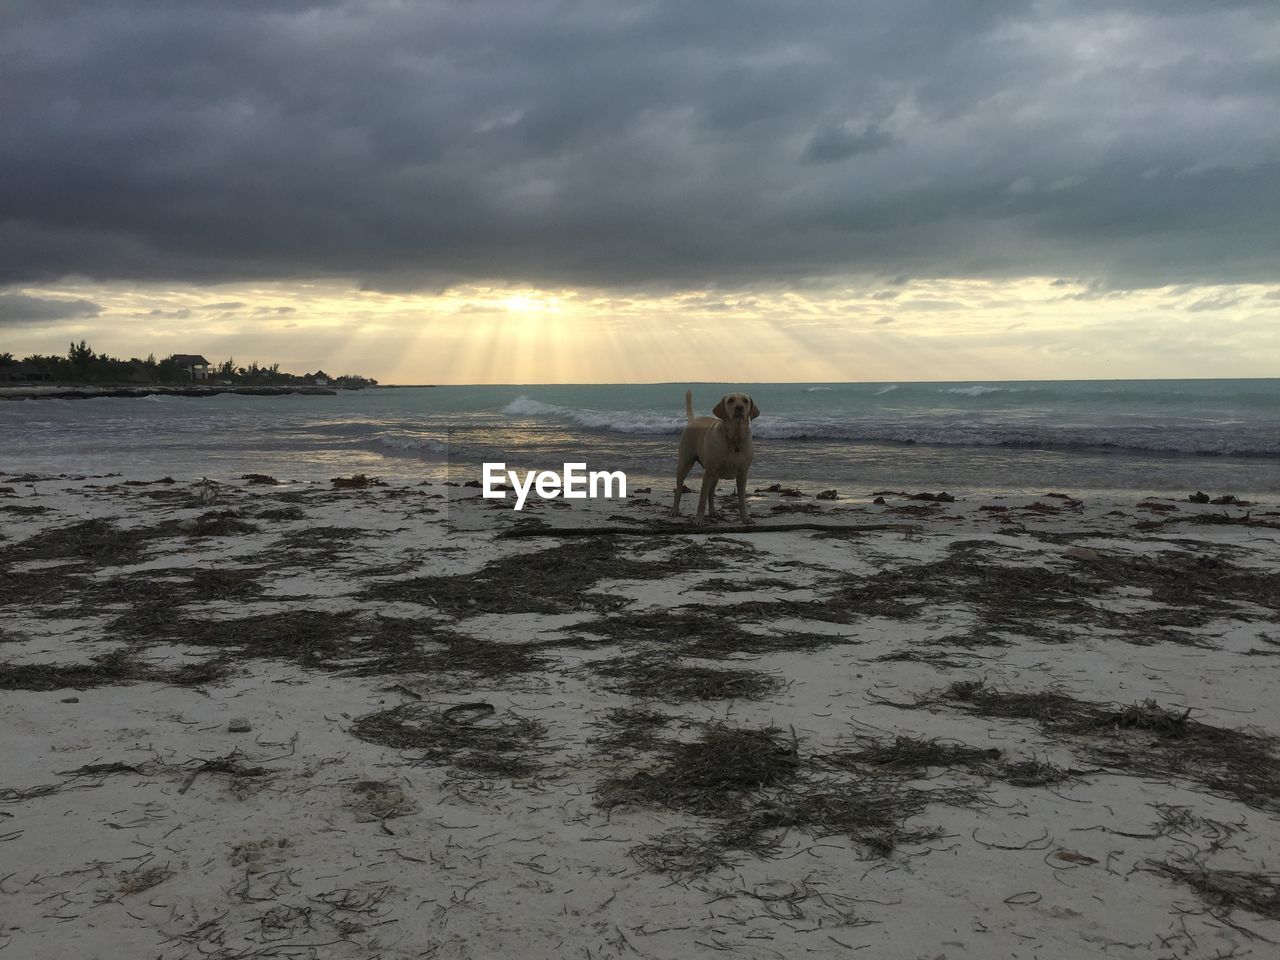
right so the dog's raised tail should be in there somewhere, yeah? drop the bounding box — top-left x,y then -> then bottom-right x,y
684,389 -> 694,422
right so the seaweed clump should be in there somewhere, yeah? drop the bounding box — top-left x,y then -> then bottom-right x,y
598,724 -> 974,874
12,518 -> 156,566
934,681 -> 1280,814
1151,863 -> 1280,921
349,703 -> 545,778
590,656 -> 783,702
361,538 -> 666,615
0,648 -> 229,691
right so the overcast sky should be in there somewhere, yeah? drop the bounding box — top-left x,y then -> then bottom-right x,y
2,0 -> 1278,382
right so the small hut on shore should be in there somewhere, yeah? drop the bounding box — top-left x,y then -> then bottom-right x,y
170,355 -> 211,381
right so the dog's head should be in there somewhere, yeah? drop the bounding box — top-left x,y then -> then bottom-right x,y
713,392 -> 760,423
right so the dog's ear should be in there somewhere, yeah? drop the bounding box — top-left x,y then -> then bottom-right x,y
713,396 -> 728,420
748,396 -> 760,420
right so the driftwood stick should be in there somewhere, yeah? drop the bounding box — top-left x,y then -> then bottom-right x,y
498,522 -> 922,539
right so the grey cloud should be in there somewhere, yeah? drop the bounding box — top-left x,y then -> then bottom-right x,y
802,123 -> 894,165
1187,293 -> 1244,312
0,292 -> 101,325
1,0 -> 1277,295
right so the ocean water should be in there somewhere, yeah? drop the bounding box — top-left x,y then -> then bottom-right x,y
1,379 -> 1277,497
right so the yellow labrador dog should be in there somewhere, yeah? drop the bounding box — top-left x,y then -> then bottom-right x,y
669,389 -> 760,524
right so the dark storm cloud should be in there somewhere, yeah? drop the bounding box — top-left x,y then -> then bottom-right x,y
0,292 -> 101,326
1,0 -> 1278,292
801,123 -> 895,166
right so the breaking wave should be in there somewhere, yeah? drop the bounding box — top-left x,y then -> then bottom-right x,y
942,385 -> 1008,396
500,395 -> 1280,456
502,396 -> 687,434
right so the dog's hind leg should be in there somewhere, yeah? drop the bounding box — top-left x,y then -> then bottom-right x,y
669,455 -> 695,517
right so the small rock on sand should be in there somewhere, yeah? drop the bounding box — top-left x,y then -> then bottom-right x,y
228,718 -> 252,733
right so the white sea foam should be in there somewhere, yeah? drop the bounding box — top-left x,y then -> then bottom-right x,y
503,396 -> 686,434
874,384 -> 899,396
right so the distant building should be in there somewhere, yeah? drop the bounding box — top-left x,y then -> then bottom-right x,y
307,369 -> 331,386
170,354 -> 211,381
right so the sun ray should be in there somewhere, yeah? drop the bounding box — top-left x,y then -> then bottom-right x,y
6,277 -> 1279,383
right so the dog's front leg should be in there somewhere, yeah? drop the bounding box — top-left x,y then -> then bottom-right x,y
736,470 -> 752,524
706,478 -> 722,520
694,472 -> 717,525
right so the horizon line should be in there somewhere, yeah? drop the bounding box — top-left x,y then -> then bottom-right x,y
377,375 -> 1280,388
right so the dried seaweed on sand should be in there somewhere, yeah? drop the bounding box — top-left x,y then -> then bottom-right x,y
598,723 -> 978,874
589,656 -> 783,702
1149,862 -> 1280,921
362,538 -> 688,615
933,681 -> 1280,813
350,703 -> 546,778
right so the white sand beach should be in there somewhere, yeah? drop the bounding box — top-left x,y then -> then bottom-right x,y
2,473 -> 1279,959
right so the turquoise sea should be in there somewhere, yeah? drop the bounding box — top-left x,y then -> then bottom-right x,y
2,379 -> 1277,497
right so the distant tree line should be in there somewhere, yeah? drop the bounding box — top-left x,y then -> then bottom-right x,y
0,342 -> 376,387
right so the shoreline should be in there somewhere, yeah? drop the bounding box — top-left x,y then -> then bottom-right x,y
2,472 -> 1279,958
0,384 -> 341,400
